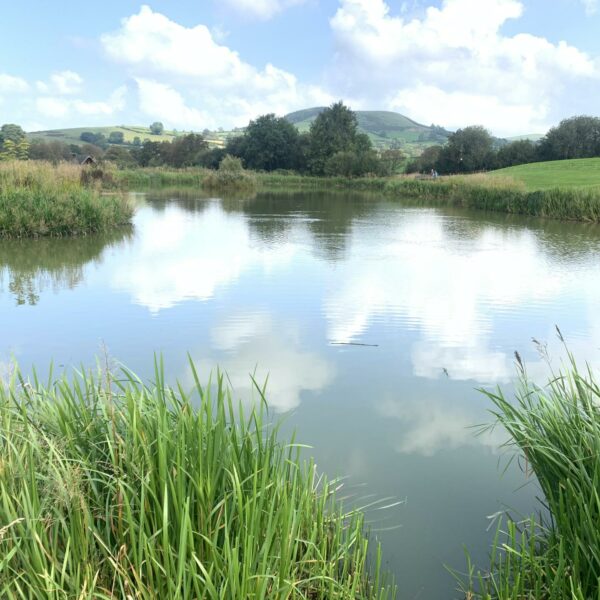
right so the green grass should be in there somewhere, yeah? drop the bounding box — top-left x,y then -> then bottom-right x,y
0,162 -> 132,237
27,126 -> 179,145
460,341 -> 600,599
27,126 -> 227,149
0,360 -> 396,599
490,158 -> 600,190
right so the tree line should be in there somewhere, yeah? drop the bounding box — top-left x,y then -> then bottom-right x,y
5,103 -> 403,176
407,115 -> 600,175
4,110 -> 600,176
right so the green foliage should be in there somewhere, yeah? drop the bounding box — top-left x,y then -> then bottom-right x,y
405,145 -> 442,174
228,114 -> 305,171
203,155 -> 257,190
460,347 -> 600,599
539,115 -> 600,160
436,126 -> 495,173
496,139 -> 538,168
108,130 -> 125,144
0,361 -> 395,599
29,139 -> 73,163
0,124 -> 28,161
219,154 -> 244,172
104,145 -> 138,168
79,131 -> 107,147
285,107 -> 450,152
150,121 -> 165,135
308,101 -> 362,175
0,161 -> 132,237
0,123 -> 25,145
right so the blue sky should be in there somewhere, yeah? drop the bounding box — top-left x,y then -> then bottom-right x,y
1,0 -> 599,136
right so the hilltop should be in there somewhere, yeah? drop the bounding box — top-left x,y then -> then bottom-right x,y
285,107 -> 450,154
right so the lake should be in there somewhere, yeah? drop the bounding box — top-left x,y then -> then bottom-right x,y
2,189 -> 600,598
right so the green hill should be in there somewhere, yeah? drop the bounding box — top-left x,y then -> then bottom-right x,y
285,108 -> 450,155
489,158 -> 600,190
27,125 -> 179,145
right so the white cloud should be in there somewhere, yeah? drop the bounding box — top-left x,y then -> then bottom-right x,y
35,86 -> 127,119
135,79 -> 213,129
329,0 -> 600,135
111,201 -> 297,312
36,70 -> 83,95
101,5 -> 331,128
580,0 -> 598,14
0,73 -> 29,93
197,313 -> 335,412
221,0 -> 306,19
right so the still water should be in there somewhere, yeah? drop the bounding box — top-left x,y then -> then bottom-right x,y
2,190 -> 600,598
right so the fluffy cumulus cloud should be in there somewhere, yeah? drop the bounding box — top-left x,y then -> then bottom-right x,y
221,0 -> 307,19
101,5 -> 331,128
36,71 -> 83,95
0,73 -> 29,94
35,86 -> 127,119
329,0 -> 600,135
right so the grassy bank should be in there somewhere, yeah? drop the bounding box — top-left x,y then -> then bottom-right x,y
0,162 -> 132,237
0,362 -> 395,599
256,172 -> 600,222
113,166 -> 600,222
462,347 -> 600,599
490,157 -> 600,191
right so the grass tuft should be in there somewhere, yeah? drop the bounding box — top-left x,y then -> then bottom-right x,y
0,161 -> 132,237
460,347 -> 600,599
0,361 -> 396,599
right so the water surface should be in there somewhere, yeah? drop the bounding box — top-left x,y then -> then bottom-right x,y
3,190 -> 600,598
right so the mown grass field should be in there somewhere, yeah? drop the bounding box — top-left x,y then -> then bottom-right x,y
489,157 -> 600,190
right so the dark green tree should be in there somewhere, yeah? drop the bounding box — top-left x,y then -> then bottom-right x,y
235,114 -> 304,171
496,140 -> 539,167
538,116 -> 600,160
308,102 -> 361,175
108,131 -> 125,144
436,126 -> 495,173
149,122 -> 165,135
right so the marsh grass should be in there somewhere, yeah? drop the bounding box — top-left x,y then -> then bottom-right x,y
0,162 -> 132,237
0,361 -> 396,599
460,342 -> 600,599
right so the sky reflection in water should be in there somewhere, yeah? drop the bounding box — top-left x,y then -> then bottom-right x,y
2,190 -> 600,597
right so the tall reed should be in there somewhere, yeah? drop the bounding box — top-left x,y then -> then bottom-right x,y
0,361 -> 395,599
0,161 -> 132,237
462,343 -> 600,598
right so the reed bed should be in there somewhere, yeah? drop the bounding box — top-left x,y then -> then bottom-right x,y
114,167 -> 600,222
461,345 -> 600,599
113,167 -> 209,188
0,361 -> 396,599
0,162 -> 132,237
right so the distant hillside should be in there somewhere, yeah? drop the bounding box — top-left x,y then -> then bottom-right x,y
505,134 -> 544,142
285,107 -> 450,155
27,126 -> 226,148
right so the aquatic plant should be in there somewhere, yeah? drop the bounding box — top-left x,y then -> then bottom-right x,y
0,361 -> 395,599
0,161 -> 132,237
461,343 -> 600,598
203,155 -> 257,191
